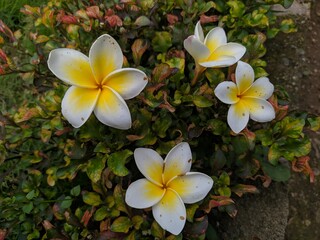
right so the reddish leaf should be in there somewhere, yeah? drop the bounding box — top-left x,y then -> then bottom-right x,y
167,14 -> 178,25
131,39 -> 150,66
231,184 -> 260,197
57,10 -> 78,24
292,156 -> 315,183
0,229 -> 7,240
0,20 -> 16,42
86,6 -> 101,19
81,208 -> 95,227
200,14 -> 219,24
183,215 -> 208,239
201,195 -> 235,213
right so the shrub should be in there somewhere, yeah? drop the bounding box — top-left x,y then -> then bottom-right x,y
0,0 -> 319,239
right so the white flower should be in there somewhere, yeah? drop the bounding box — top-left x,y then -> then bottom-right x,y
47,34 -> 148,130
214,61 -> 275,133
183,21 -> 246,68
125,142 -> 213,235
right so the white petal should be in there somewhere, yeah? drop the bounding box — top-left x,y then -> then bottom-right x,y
168,172 -> 213,204
204,27 -> 227,53
89,34 -> 123,83
134,148 -> 164,186
152,189 -> 186,235
163,142 -> 192,184
103,68 -> 148,100
194,21 -> 204,42
48,49 -> 96,88
61,86 -> 100,128
242,97 -> 275,122
94,87 -> 131,129
125,179 -> 165,209
235,61 -> 255,94
243,77 -> 274,99
227,101 -> 249,134
214,81 -> 239,104
183,35 -> 210,62
206,43 -> 246,65
199,56 -> 236,68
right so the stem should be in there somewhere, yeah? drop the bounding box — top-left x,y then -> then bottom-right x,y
191,63 -> 206,86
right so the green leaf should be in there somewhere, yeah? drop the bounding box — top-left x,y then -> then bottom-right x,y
70,185 -> 81,197
132,215 -> 144,230
218,186 -> 231,197
86,155 -> 107,183
94,206 -> 109,221
275,116 -> 305,138
205,68 -> 225,86
227,0 -> 246,17
269,137 -> 311,164
134,16 -> 152,27
193,95 -> 213,107
280,19 -> 297,33
261,160 -> 291,182
26,190 -> 36,200
107,150 -> 133,176
152,31 -> 172,52
307,117 -> 320,131
113,184 -> 129,214
22,202 -> 33,214
110,216 -> 133,233
219,172 -> 230,186
186,204 -> 199,222
151,221 -> 164,238
207,119 -> 228,135
153,112 -> 172,138
212,149 -> 227,171
82,192 -> 103,206
256,129 -> 273,146
61,196 -> 72,209
283,0 -> 294,8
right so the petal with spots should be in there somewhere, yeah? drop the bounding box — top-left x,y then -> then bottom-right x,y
125,179 -> 165,209
168,172 -> 213,204
94,87 -> 131,129
204,27 -> 227,54
242,97 -> 275,122
152,189 -> 186,235
214,81 -> 239,104
163,142 -> 192,184
194,21 -> 204,42
184,35 -> 210,63
89,34 -> 123,84
61,86 -> 100,128
227,101 -> 249,134
134,148 -> 164,186
48,49 -> 96,88
207,43 -> 246,64
242,77 -> 274,99
235,61 -> 254,95
103,68 -> 148,100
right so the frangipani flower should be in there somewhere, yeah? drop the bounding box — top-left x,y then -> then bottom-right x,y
47,34 -> 148,129
214,61 -> 275,133
125,142 -> 213,235
183,21 -> 246,68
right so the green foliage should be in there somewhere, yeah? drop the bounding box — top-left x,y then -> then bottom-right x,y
0,0 -> 317,239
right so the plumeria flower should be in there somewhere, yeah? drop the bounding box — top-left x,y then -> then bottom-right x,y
47,34 -> 148,129
125,142 -> 213,235
183,21 -> 246,68
214,61 -> 275,133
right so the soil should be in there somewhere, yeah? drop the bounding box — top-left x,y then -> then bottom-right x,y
218,1 -> 320,239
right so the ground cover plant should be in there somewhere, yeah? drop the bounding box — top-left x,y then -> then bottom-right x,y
0,0 -> 320,239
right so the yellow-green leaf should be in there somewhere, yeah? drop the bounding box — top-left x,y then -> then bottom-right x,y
110,216 -> 133,233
